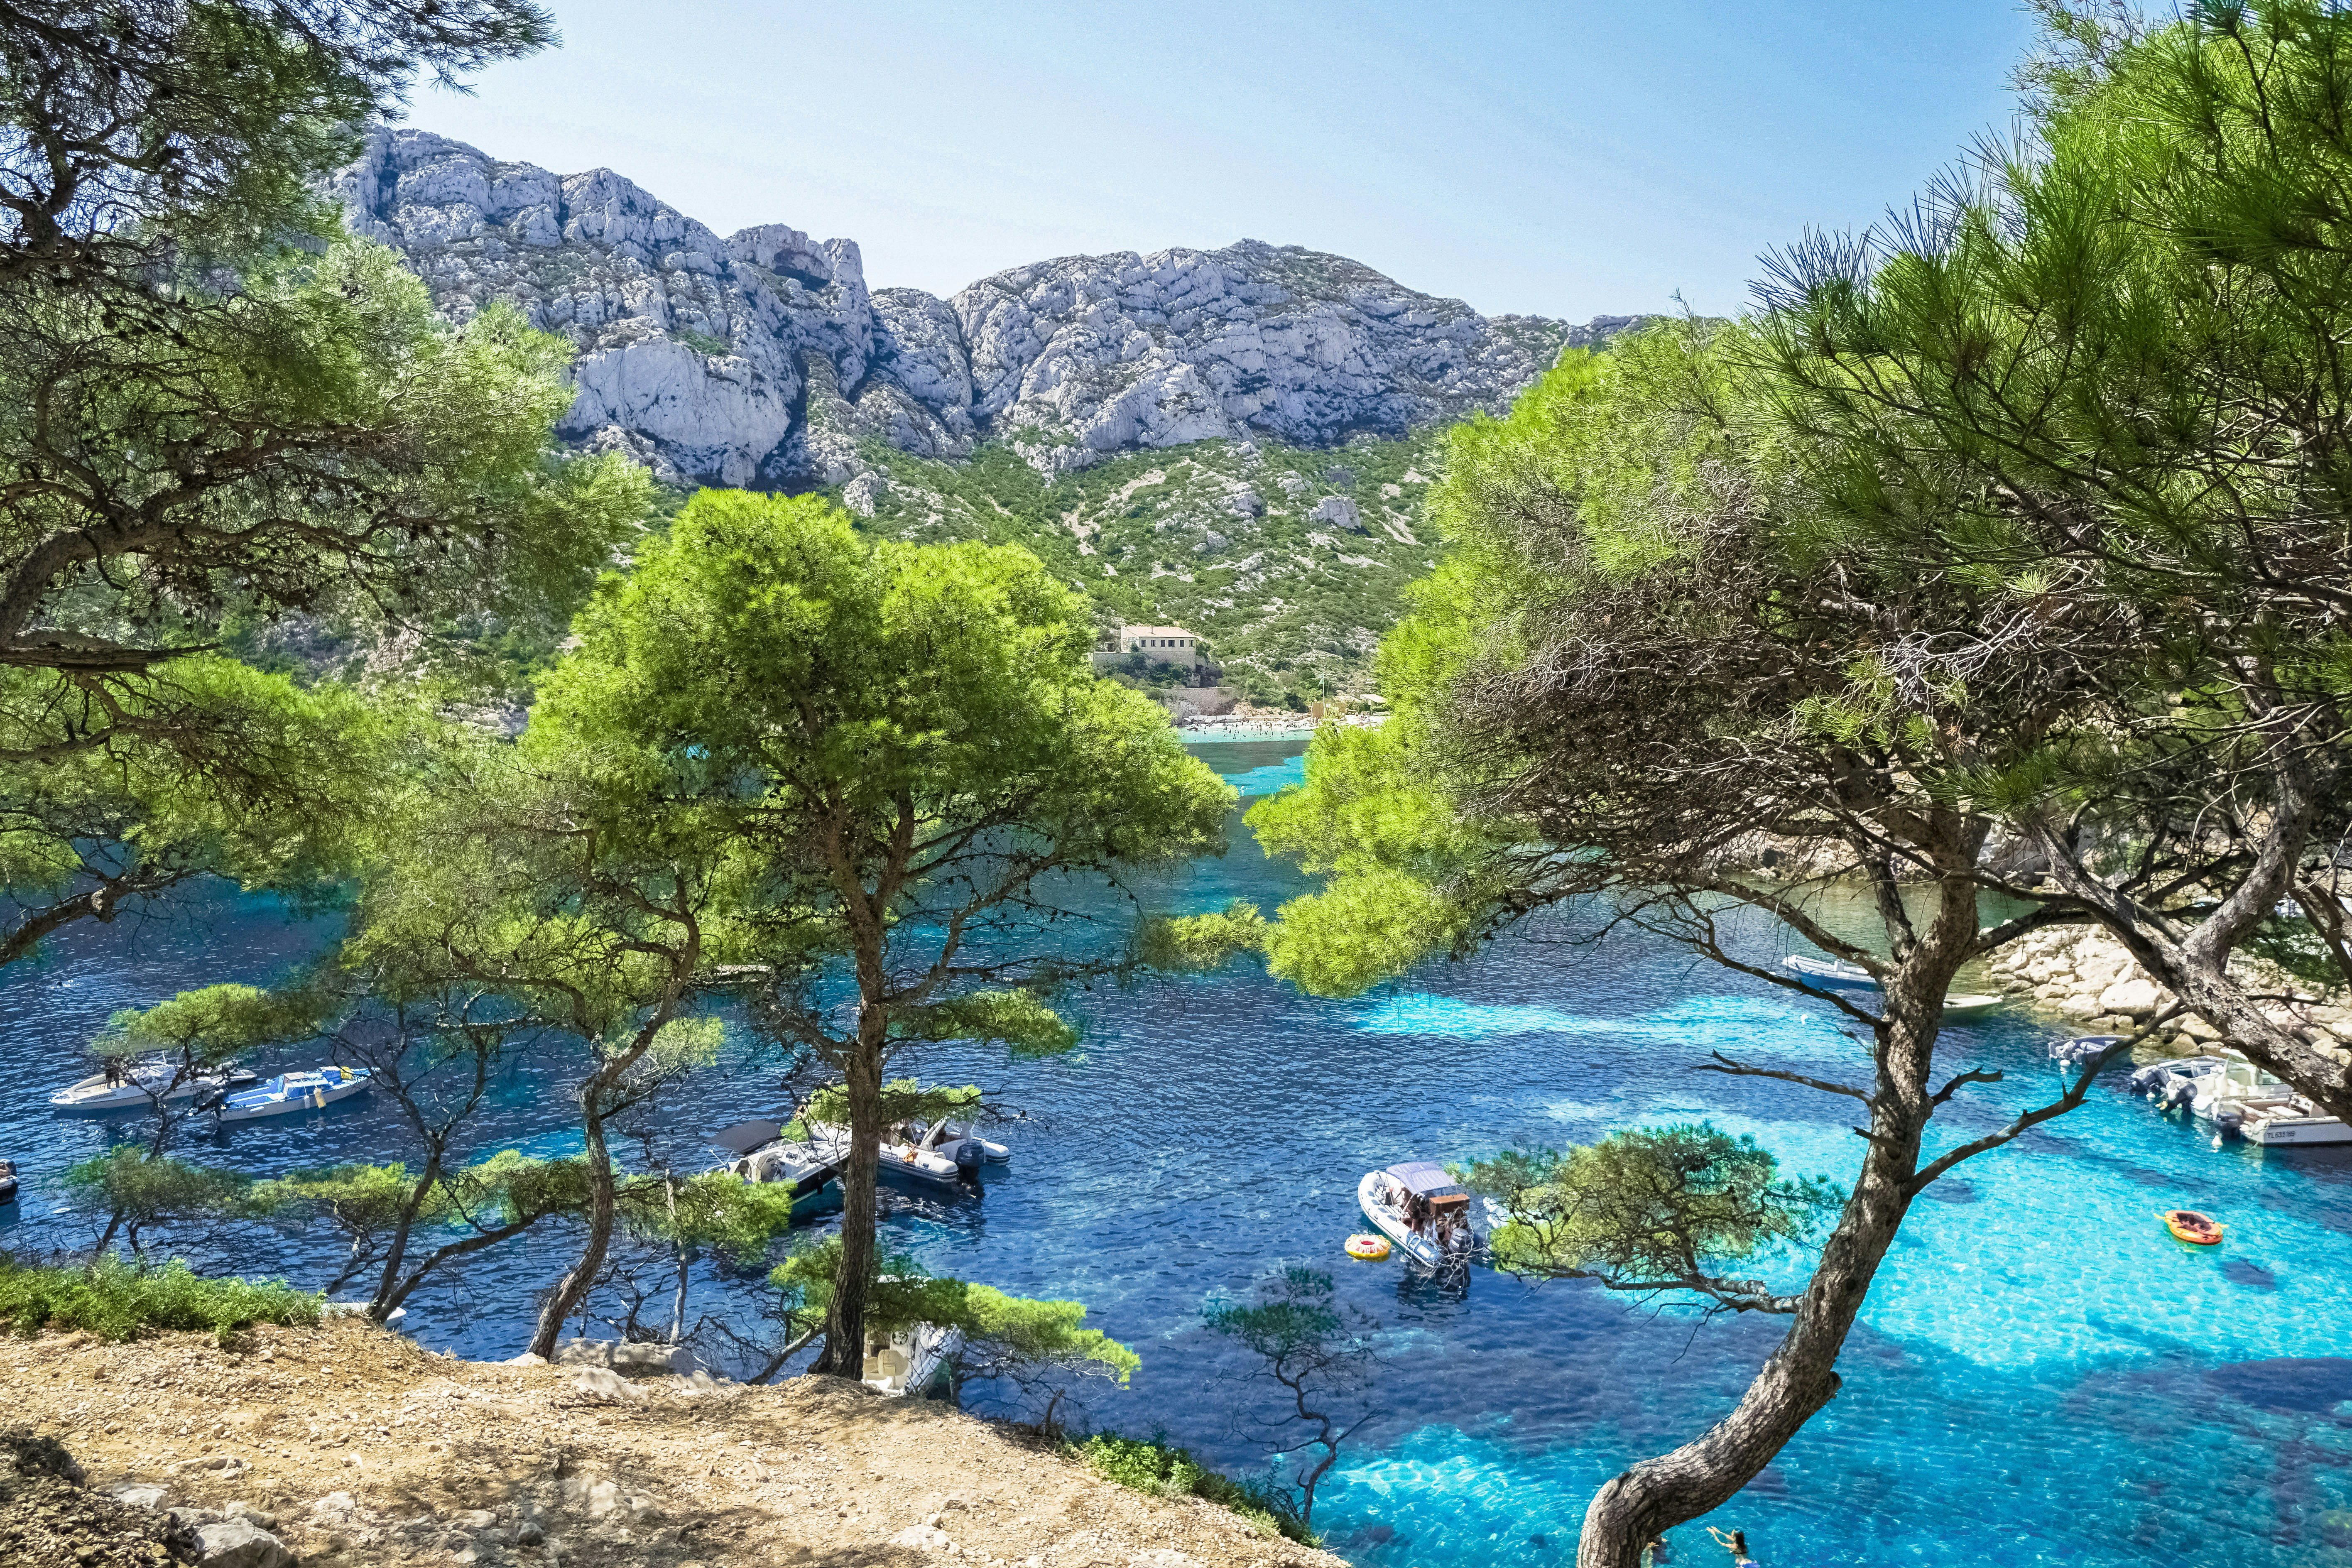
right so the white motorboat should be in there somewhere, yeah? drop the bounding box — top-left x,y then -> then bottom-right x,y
0,1159 -> 17,1204
2048,1034 -> 2125,1067
210,1066 -> 372,1122
1358,1162 -> 1477,1268
1784,958 -> 2006,1018
2128,1055 -> 2229,1108
709,1118 -> 847,1215
917,1117 -> 1010,1173
806,1120 -> 965,1191
49,1060 -> 258,1112
2239,1098 -> 2352,1147
2192,1058 -> 2296,1127
1784,955 -> 1878,990
862,1318 -> 962,1397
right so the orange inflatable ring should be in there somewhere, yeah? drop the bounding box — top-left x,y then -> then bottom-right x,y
1345,1233 -> 1391,1261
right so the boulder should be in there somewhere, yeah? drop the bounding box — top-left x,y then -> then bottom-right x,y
2096,976 -> 2166,1017
559,1475 -> 622,1518
107,1482 -> 167,1510
194,1516 -> 296,1568
843,471 -> 887,517
1309,495 -> 1362,531
566,1367 -> 647,1404
554,1338 -> 701,1378
892,1523 -> 958,1555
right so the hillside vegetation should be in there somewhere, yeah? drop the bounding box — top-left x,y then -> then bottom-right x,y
841,431 -> 1446,698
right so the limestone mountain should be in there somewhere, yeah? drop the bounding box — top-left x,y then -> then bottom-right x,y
333,127 -> 1635,489
330,126 -> 1641,694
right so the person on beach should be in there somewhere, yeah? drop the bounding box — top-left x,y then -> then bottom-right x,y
1706,1526 -> 1758,1566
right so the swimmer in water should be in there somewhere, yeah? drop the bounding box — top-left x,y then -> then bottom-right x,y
1705,1526 -> 1757,1567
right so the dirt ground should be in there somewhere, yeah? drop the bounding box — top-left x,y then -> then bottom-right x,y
5,1321 -> 1350,1568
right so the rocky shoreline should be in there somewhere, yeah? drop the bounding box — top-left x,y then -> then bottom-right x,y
1981,923 -> 2352,1066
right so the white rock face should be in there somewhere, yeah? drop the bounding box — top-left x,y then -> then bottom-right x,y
333,127 -> 1638,486
333,127 -> 877,487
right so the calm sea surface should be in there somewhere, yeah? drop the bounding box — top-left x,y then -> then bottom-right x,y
4,736 -> 2349,1568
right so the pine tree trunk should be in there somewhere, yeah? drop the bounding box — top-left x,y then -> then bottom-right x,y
814,1024 -> 884,1378
369,1151 -> 441,1322
1575,1112 -> 1923,1566
1575,866 -> 1979,1566
529,1090 -> 615,1358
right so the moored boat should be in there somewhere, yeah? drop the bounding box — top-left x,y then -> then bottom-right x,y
2238,1098 -> 2352,1147
2192,1058 -> 2297,1135
2049,1034 -> 2124,1067
709,1118 -> 847,1214
1784,958 -> 2007,1017
1784,955 -> 1878,990
927,1118 -> 1011,1166
208,1066 -> 372,1122
806,1120 -> 965,1191
49,1061 -> 258,1112
2128,1054 -> 2228,1109
862,1318 -> 962,1396
1358,1162 -> 1477,1268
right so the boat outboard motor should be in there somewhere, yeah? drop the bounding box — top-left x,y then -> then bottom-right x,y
2161,1078 -> 2198,1112
2127,1064 -> 2165,1096
2215,1107 -> 2245,1139
953,1137 -> 982,1177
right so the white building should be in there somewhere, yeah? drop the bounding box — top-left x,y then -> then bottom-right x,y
1093,624 -> 1207,673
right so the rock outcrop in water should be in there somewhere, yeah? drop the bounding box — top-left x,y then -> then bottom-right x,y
332,127 -> 1637,487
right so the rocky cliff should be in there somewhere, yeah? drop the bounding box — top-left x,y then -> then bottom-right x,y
333,127 -> 1634,489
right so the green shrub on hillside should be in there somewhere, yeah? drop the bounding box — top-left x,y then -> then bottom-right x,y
1072,1432 -> 1308,1544
0,1256 -> 321,1346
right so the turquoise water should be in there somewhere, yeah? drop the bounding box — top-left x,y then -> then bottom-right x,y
3,736 -> 2349,1566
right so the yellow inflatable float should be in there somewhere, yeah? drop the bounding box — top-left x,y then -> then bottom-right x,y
1345,1233 -> 1391,1261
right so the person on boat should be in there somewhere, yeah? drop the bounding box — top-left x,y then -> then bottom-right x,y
1705,1526 -> 1758,1566
102,1058 -> 121,1089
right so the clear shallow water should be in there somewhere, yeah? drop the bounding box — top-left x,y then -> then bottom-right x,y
2,735 -> 2349,1567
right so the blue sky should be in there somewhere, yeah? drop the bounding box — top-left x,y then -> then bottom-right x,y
412,0 -> 2041,320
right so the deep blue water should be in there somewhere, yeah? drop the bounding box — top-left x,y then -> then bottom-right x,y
5,737 -> 2351,1568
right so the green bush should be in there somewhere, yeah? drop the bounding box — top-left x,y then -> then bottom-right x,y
0,1255 -> 322,1346
1071,1432 -> 1308,1543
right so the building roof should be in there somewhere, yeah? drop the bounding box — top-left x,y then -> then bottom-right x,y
1122,625 -> 1196,640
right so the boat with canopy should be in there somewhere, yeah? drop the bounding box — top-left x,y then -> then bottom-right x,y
1357,1161 -> 1477,1268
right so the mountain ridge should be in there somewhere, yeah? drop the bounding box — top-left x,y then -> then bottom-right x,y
332,127 -> 1639,490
